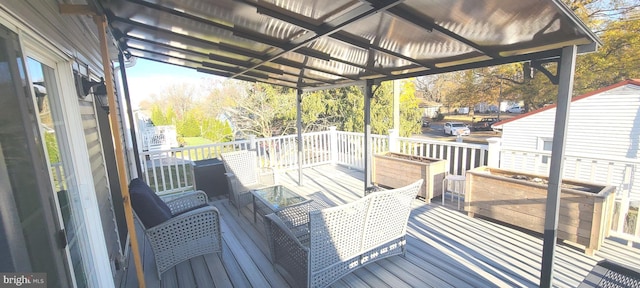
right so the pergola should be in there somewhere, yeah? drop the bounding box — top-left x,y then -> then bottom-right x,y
90,0 -> 600,287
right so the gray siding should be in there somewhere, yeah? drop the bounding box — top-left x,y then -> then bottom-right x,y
2,0 -> 103,73
79,97 -> 122,276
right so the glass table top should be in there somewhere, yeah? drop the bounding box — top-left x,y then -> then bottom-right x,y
253,185 -> 306,210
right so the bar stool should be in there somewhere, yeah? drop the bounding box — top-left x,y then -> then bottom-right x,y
442,174 -> 466,210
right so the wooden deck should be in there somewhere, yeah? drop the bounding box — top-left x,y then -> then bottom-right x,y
119,164 -> 640,288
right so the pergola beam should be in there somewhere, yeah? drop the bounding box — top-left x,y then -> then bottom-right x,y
119,0 -> 373,84
383,3 -> 501,58
111,18 -> 352,85
59,4 -> 96,15
245,0 -> 434,70
230,0 -> 406,81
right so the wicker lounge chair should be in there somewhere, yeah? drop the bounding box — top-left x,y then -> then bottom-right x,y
129,179 -> 222,279
221,150 -> 276,213
265,179 -> 423,288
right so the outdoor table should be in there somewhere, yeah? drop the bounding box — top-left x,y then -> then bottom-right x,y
251,185 -> 306,223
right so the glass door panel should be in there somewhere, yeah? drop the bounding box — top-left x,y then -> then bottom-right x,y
0,24 -> 70,287
26,56 -> 87,288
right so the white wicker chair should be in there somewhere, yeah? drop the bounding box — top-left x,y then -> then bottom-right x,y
265,179 -> 423,288
221,150 -> 276,213
137,190 -> 222,279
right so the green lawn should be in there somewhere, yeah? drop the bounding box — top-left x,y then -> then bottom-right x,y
183,137 -> 214,146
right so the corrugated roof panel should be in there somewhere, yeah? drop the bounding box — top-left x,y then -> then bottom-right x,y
99,0 -> 600,89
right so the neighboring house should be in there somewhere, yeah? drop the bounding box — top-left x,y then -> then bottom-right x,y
474,102 -> 498,113
418,102 -> 442,118
492,80 -> 640,206
422,106 -> 441,118
500,100 -> 524,112
1,2 -> 130,287
133,111 -> 178,152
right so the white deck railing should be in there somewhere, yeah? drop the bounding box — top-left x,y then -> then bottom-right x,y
51,162 -> 66,191
395,137 -> 489,175
139,127 -> 487,194
140,125 -> 178,152
138,128 -> 640,242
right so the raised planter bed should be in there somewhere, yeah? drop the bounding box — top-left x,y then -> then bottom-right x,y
465,166 -> 616,255
373,152 -> 446,203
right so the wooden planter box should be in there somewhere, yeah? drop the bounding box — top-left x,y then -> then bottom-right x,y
373,152 -> 446,203
465,166 -> 616,255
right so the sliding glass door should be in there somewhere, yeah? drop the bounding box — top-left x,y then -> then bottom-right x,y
0,23 -> 72,287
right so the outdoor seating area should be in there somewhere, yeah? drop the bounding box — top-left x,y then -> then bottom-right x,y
265,179 -> 422,287
119,164 -> 640,288
128,179 -> 222,279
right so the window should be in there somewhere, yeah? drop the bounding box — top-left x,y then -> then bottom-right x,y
539,138 -> 553,164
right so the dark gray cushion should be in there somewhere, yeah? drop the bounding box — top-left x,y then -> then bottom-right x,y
129,178 -> 172,228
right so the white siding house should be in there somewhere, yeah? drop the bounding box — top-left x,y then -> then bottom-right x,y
492,80 -> 640,236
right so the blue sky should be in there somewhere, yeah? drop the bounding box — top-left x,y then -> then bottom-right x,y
125,59 -> 220,108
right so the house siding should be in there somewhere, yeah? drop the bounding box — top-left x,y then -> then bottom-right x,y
2,0 -> 126,284
79,97 -> 122,277
498,83 -> 640,203
1,0 -> 103,72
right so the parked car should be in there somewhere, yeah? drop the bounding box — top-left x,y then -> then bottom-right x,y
421,117 -> 430,127
444,122 -> 470,136
506,106 -> 523,113
472,117 -> 498,131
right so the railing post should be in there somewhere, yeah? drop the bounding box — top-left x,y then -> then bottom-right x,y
329,126 -> 338,165
487,137 -> 501,168
388,129 -> 399,153
249,134 -> 256,150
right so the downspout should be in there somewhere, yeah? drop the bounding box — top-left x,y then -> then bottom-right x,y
539,45 -> 576,288
115,53 -> 143,178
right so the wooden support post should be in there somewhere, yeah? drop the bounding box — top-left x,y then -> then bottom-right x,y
94,15 -> 146,288
59,4 -> 95,15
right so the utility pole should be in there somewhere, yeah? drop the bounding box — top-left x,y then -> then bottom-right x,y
497,77 -> 503,120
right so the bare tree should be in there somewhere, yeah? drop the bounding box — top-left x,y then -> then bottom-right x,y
158,82 -> 197,119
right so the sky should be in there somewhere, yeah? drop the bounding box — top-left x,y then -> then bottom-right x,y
124,59 -> 221,109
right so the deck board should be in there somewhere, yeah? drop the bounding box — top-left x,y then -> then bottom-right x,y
119,164 -> 640,288
203,253 -> 233,288
219,241 -> 251,288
